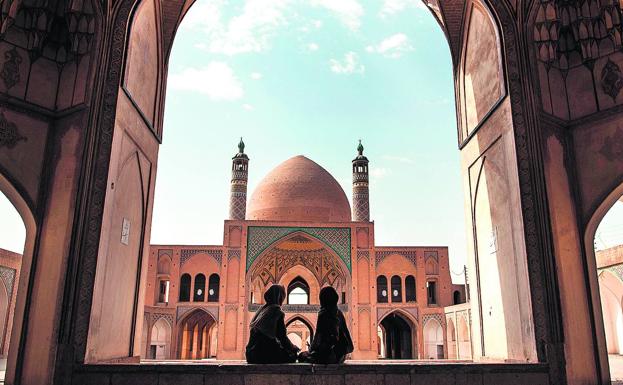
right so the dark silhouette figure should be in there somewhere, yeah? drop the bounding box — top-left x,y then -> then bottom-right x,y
299,286 -> 354,364
245,284 -> 299,363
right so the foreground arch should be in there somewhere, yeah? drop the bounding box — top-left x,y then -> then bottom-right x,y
1,0 -> 623,383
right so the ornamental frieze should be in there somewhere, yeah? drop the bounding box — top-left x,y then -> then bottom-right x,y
246,226 -> 351,271
180,249 -> 222,266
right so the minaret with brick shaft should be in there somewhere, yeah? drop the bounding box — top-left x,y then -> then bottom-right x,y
352,140 -> 370,222
229,138 -> 249,220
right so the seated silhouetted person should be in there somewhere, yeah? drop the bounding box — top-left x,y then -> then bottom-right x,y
246,284 -> 299,363
299,286 -> 353,364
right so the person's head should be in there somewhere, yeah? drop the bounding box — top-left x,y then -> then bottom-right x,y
264,284 -> 286,305
319,286 -> 339,308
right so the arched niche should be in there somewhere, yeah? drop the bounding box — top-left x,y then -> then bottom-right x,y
123,0 -> 162,130
423,318 -> 444,359
457,315 -> 471,359
150,318 -> 172,359
447,317 -> 457,359
459,0 -> 505,139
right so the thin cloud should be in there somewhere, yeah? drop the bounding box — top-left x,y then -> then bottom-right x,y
366,33 -> 413,58
379,0 -> 427,18
187,0 -> 291,55
307,42 -> 320,51
250,72 -> 263,80
370,167 -> 392,179
311,0 -> 364,30
330,52 -> 365,74
169,62 -> 243,101
243,104 -> 255,111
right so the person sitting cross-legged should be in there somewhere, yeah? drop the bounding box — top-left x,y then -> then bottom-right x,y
245,284 -> 300,364
299,286 -> 354,364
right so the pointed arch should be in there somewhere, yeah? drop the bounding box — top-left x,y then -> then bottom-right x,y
177,308 -> 217,360
378,310 -> 417,359
423,318 -> 444,359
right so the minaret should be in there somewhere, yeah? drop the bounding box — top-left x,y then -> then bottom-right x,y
229,138 -> 249,220
352,140 -> 370,222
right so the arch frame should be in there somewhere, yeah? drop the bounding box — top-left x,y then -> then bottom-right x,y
247,231 -> 351,305
582,180 -> 623,382
176,307 -> 217,360
285,314 -> 315,342
55,1 -> 566,383
0,171 -> 37,384
378,310 -> 419,359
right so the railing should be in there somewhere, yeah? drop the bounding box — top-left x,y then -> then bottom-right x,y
247,303 -> 349,312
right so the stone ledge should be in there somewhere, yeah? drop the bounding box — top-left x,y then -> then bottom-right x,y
72,362 -> 550,385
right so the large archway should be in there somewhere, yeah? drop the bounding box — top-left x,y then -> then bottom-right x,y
247,232 -> 349,307
177,309 -> 217,360
379,312 -> 415,359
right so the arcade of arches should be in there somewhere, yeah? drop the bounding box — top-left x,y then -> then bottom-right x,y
2,0 -> 623,384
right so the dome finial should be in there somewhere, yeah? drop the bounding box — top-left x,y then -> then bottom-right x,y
357,139 -> 364,156
238,137 -> 245,154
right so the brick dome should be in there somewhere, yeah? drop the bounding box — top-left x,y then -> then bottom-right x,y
247,156 -> 351,222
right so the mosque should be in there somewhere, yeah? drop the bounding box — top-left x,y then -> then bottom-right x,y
141,140 -> 468,361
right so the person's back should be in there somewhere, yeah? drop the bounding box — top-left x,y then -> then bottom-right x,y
245,285 -> 299,364
300,286 -> 353,364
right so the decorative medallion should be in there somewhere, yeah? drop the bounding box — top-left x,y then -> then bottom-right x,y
1,48 -> 21,89
602,59 -> 623,100
0,112 -> 26,149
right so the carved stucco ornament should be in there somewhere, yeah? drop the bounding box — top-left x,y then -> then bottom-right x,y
601,59 -> 623,100
0,47 -> 21,89
0,112 -> 26,149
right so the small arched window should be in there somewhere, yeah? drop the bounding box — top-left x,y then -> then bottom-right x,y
427,280 -> 437,305
405,275 -> 416,302
391,275 -> 402,302
208,273 -> 220,302
377,276 -> 388,303
179,274 -> 191,302
193,274 -> 206,302
287,276 -> 310,304
453,290 -> 461,305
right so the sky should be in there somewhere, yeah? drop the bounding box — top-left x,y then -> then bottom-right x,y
0,0 -> 622,284
153,0 -> 470,282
